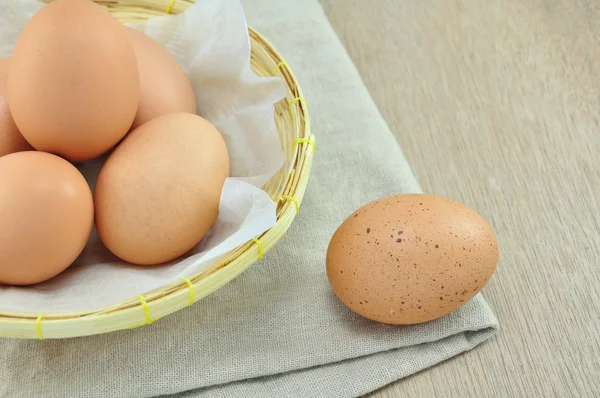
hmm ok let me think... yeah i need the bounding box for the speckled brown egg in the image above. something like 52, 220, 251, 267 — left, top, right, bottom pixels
326, 194, 498, 324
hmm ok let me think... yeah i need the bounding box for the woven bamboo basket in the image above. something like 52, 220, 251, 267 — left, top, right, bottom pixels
0, 0, 313, 339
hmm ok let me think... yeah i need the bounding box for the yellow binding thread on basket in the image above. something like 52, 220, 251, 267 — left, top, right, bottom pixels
166, 0, 176, 14
273, 61, 288, 76
182, 277, 195, 306
138, 295, 153, 325
279, 195, 299, 214
293, 138, 316, 154
36, 313, 44, 340
252, 238, 264, 260
288, 96, 307, 123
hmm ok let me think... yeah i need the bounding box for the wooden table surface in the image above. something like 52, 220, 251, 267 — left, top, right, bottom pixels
320, 0, 600, 396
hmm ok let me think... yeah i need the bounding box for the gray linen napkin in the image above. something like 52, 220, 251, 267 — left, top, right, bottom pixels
0, 0, 498, 397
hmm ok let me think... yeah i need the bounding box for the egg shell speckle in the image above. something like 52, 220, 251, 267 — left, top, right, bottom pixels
326, 194, 499, 324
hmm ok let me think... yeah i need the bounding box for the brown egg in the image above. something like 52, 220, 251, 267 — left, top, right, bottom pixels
326, 194, 498, 324
7, 0, 139, 162
94, 112, 230, 265
124, 27, 197, 130
0, 58, 33, 157
0, 152, 94, 285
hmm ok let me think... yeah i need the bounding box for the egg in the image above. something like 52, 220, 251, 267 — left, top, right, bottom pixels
124, 27, 197, 130
0, 58, 33, 157
94, 112, 230, 265
326, 194, 498, 324
7, 0, 139, 162
0, 152, 93, 285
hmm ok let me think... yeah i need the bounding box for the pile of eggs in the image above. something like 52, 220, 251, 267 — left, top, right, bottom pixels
0, 0, 229, 286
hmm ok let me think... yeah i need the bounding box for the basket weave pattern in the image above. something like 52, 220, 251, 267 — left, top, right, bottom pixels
0, 0, 313, 339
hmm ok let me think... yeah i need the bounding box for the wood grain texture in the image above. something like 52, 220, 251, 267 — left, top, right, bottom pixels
319, 0, 600, 396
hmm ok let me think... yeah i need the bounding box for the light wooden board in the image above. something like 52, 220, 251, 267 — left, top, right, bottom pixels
320, 0, 600, 396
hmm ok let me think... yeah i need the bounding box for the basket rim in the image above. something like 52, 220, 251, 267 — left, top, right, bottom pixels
0, 18, 314, 338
